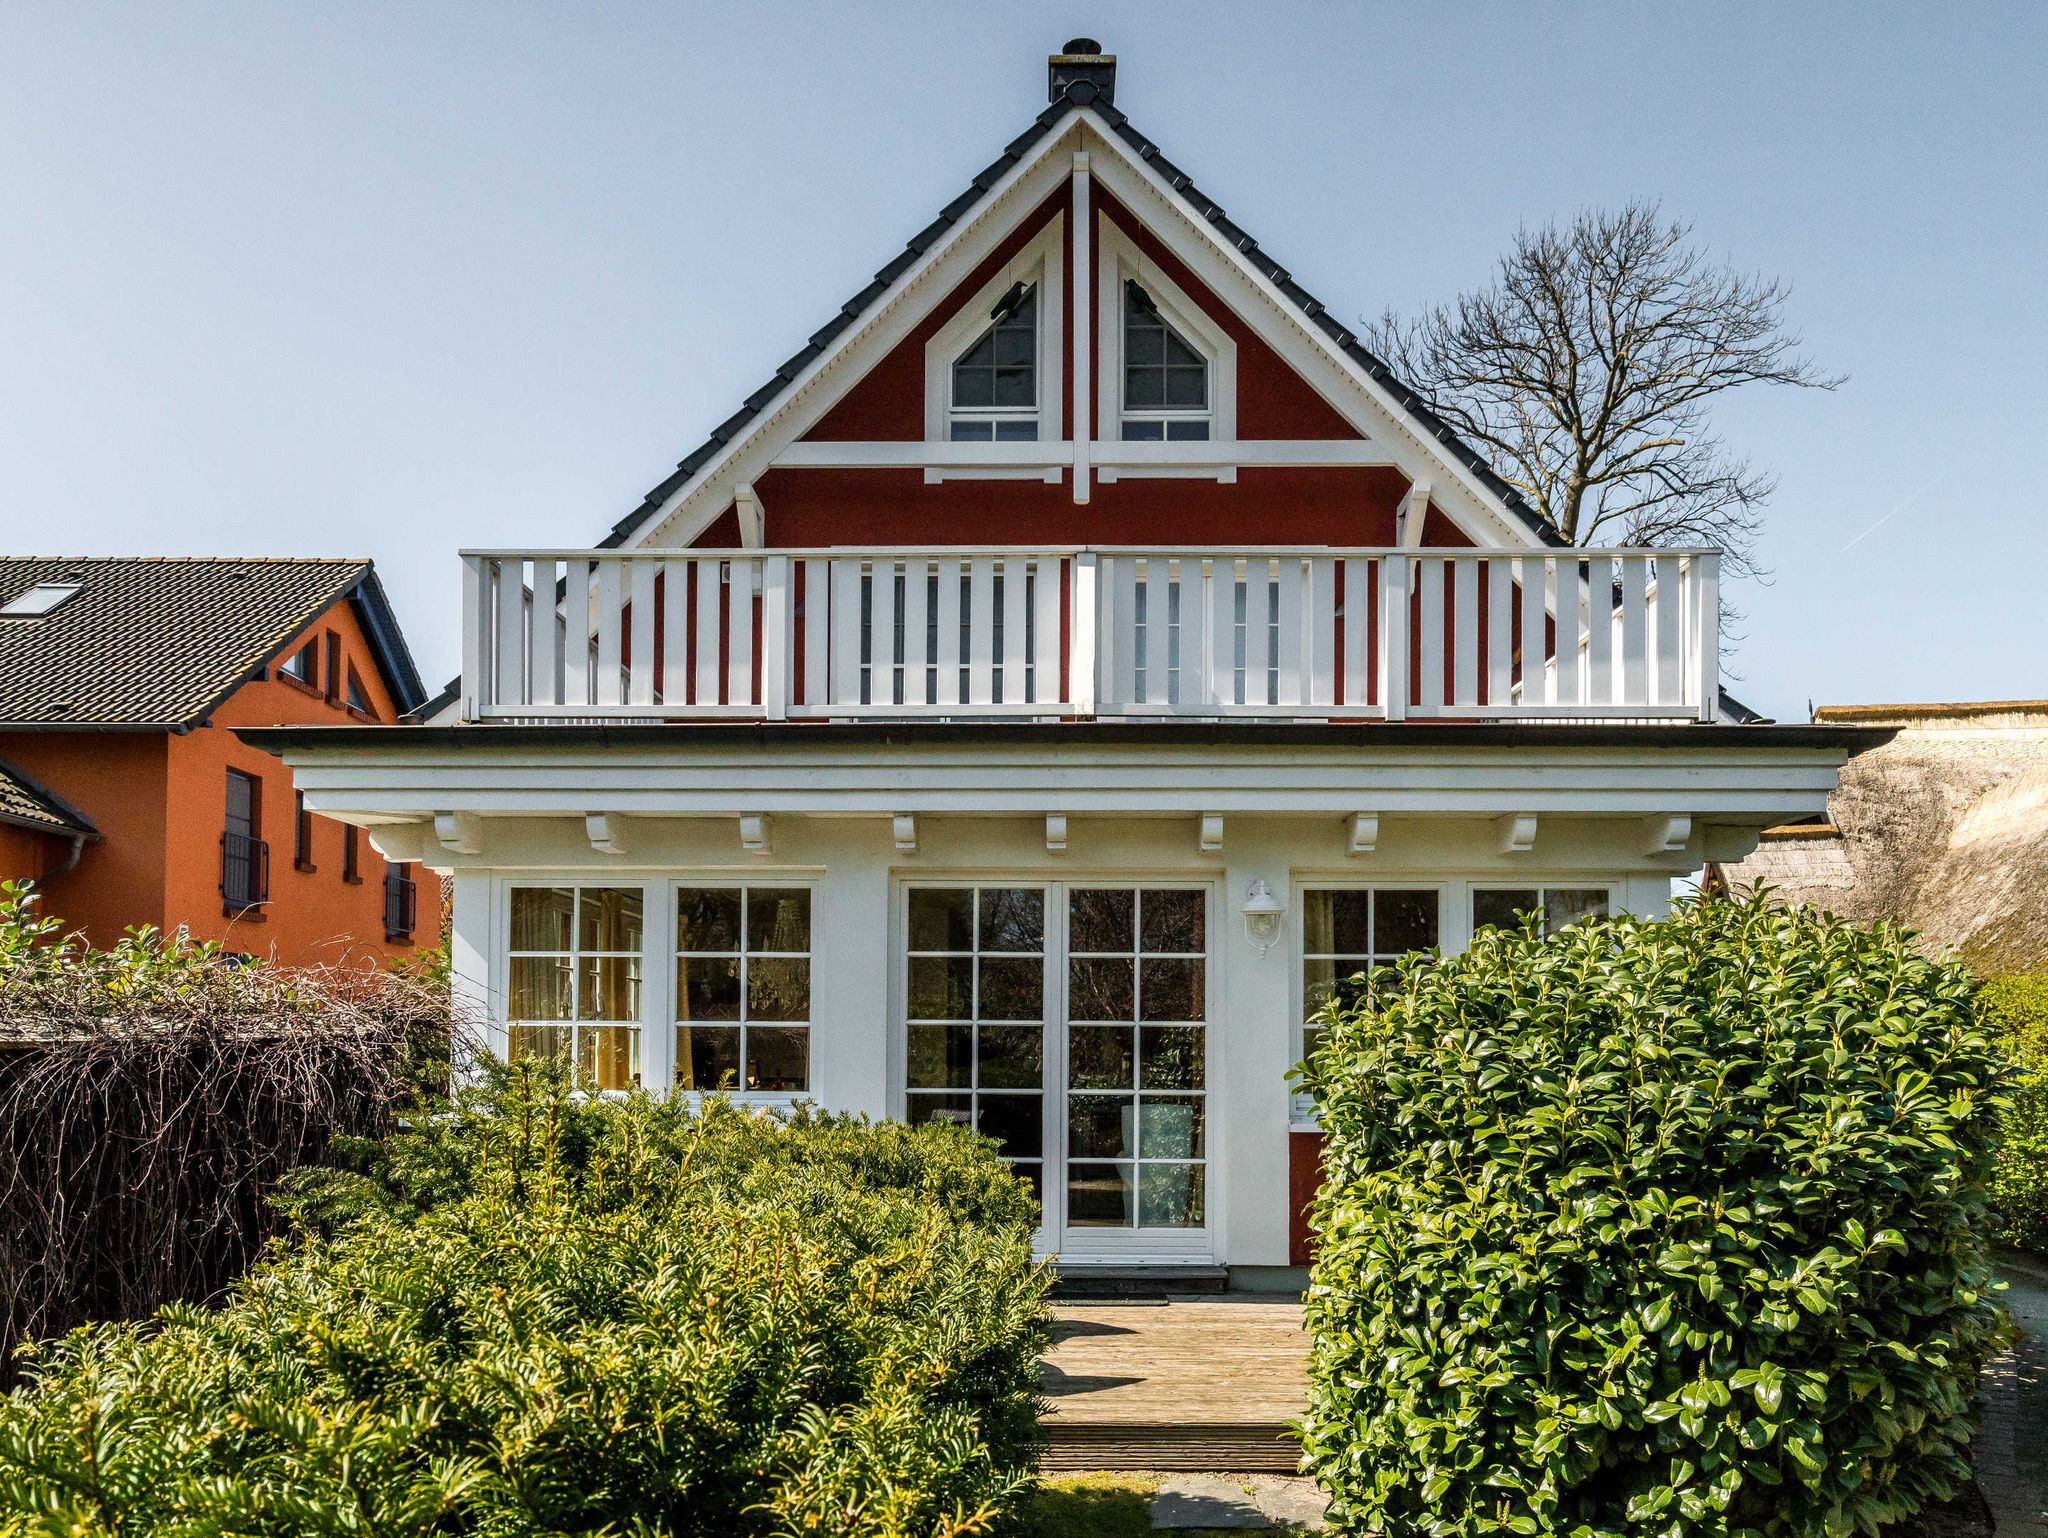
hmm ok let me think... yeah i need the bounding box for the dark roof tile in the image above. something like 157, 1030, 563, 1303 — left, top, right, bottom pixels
0, 558, 425, 726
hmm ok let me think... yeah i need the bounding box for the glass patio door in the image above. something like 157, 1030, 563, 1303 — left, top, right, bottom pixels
902, 881, 1212, 1258
1060, 885, 1211, 1256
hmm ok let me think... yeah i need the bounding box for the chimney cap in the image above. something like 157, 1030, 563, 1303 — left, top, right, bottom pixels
1048, 38, 1116, 105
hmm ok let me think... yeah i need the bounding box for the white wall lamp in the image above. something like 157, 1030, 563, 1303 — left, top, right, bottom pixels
1241, 879, 1285, 957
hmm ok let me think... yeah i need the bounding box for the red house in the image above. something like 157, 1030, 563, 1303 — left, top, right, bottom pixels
258, 43, 1878, 1280
0, 557, 436, 965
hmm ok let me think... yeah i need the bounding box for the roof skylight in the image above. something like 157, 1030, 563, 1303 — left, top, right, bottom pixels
0, 581, 82, 618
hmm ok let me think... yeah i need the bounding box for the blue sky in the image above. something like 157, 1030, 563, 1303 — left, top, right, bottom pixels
2, 3, 2042, 720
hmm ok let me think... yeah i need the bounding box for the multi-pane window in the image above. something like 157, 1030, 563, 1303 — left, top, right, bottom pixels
1471, 887, 1611, 937
949, 284, 1038, 441
675, 886, 812, 1094
1120, 280, 1208, 440
1066, 886, 1207, 1230
507, 886, 644, 1091
906, 887, 1047, 1198
220, 769, 266, 912
1299, 888, 1441, 1081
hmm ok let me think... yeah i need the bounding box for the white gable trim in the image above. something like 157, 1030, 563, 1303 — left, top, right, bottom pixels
626, 116, 1086, 548
624, 109, 1541, 551
1076, 112, 1536, 547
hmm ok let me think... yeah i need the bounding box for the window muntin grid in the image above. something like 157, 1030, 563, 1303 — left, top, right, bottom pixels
675, 885, 812, 1094
1299, 887, 1441, 1064
906, 886, 1048, 1201
1119, 280, 1209, 441
507, 886, 645, 1092
1065, 886, 1207, 1230
1471, 886, 1611, 937
949, 286, 1038, 440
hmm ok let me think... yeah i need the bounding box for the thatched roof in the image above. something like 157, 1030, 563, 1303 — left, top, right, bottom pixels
1714, 702, 2048, 975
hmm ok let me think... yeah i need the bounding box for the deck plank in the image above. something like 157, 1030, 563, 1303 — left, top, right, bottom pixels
1039, 1298, 1309, 1469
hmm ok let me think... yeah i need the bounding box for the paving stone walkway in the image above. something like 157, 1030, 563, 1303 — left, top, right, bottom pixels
1150, 1473, 1328, 1530
1981, 1251, 2048, 1537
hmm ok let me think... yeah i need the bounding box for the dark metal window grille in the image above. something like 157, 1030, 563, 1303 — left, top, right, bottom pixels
384, 863, 418, 940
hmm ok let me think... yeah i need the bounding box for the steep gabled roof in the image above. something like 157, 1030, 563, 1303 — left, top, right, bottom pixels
603, 76, 1562, 551
0, 558, 426, 728
0, 757, 96, 838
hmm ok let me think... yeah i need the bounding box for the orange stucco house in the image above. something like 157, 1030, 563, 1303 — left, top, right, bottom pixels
0, 557, 437, 964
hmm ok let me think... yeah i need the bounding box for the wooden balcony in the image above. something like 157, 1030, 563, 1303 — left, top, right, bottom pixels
460, 545, 1720, 724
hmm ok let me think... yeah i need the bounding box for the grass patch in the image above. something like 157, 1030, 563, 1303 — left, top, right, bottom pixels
1006, 1473, 1159, 1537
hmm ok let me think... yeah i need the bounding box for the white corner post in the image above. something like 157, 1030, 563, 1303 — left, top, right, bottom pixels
1070, 149, 1092, 506
448, 871, 495, 1081
1380, 554, 1410, 722
1069, 552, 1099, 715
761, 554, 790, 720
1695, 551, 1720, 722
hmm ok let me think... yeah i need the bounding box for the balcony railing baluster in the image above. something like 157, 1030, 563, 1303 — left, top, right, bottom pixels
460, 545, 1720, 724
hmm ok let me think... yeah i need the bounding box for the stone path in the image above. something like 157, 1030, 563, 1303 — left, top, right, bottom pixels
1150, 1473, 1328, 1530
1981, 1251, 2048, 1537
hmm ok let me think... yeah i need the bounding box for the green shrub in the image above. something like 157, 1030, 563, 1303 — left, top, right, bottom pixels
0, 1061, 1048, 1537
1981, 975, 2048, 1253
1300, 893, 2008, 1538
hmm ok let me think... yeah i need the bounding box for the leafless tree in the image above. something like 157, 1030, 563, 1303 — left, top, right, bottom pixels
1367, 202, 1838, 579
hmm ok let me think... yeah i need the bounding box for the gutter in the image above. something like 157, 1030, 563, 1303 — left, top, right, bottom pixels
236, 720, 1900, 756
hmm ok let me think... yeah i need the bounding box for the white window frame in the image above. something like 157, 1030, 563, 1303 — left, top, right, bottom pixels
1468, 882, 1618, 940
499, 880, 653, 1098
923, 215, 1065, 448
672, 879, 819, 1107
1289, 881, 1448, 1128
889, 873, 1223, 1265
1097, 215, 1236, 448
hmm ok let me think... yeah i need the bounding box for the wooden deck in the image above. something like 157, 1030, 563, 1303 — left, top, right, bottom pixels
1039, 1296, 1309, 1472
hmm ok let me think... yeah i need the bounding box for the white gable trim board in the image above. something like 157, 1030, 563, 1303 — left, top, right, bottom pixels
622, 112, 1541, 551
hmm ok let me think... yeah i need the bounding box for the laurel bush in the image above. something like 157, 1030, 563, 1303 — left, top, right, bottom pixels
1981, 974, 2048, 1253
0, 1061, 1047, 1537
1299, 893, 2008, 1538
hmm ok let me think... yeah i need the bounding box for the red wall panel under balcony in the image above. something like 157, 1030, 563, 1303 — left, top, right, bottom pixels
741, 464, 1411, 549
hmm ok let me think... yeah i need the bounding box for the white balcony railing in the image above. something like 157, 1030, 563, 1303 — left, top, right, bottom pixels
460, 546, 1719, 723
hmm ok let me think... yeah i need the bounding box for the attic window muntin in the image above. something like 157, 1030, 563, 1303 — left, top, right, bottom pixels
948, 281, 1039, 441
0, 580, 82, 619
1119, 279, 1209, 441
924, 215, 1063, 449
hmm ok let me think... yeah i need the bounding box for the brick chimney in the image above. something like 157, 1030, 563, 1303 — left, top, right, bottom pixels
1048, 38, 1116, 105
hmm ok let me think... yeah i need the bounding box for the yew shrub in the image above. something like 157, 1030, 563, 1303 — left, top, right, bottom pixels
1981, 974, 2048, 1253
0, 1062, 1047, 1537
1300, 893, 2008, 1538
